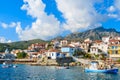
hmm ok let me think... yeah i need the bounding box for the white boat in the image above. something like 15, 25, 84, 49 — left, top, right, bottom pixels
2, 62, 9, 68
13, 65, 18, 68
2, 61, 18, 68
85, 61, 118, 74
56, 66, 69, 69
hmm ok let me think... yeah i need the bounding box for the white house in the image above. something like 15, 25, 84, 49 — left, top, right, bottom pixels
90, 40, 108, 54
53, 40, 60, 49
102, 36, 110, 44
80, 42, 91, 53
90, 46, 99, 54
60, 39, 68, 47
84, 38, 92, 43
47, 49, 60, 59
70, 41, 80, 47
114, 36, 120, 40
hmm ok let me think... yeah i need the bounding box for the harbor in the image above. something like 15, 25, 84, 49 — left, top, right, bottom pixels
0, 64, 120, 80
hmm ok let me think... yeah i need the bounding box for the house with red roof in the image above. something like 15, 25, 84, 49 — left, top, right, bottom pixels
90, 40, 108, 54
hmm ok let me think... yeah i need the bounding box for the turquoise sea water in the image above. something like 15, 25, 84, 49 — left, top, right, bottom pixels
0, 64, 119, 80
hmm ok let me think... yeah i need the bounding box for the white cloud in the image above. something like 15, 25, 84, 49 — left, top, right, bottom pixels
16, 22, 22, 35
55, 0, 106, 32
108, 14, 118, 18
16, 0, 120, 40
21, 0, 45, 18
107, 6, 116, 12
0, 37, 6, 43
17, 0, 61, 40
0, 37, 12, 43
0, 22, 17, 29
107, 0, 120, 19
115, 0, 120, 10
1, 23, 8, 28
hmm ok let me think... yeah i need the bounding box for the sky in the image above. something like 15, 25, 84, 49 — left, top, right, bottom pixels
0, 0, 120, 43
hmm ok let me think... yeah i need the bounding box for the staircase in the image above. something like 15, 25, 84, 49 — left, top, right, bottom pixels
71, 56, 90, 65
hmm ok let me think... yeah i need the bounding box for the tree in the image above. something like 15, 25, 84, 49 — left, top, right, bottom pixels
73, 49, 86, 57
17, 52, 28, 59
84, 53, 92, 59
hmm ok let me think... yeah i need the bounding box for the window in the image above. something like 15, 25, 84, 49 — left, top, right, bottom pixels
112, 51, 114, 54
115, 46, 118, 49
71, 48, 73, 51
102, 47, 103, 49
116, 51, 118, 54
52, 53, 54, 56
112, 46, 114, 49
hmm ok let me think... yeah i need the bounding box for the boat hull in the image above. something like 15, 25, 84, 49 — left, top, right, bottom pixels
85, 68, 118, 73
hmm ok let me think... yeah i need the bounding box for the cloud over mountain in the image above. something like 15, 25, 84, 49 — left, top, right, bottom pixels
56, 0, 107, 32
16, 0, 61, 40
15, 0, 120, 41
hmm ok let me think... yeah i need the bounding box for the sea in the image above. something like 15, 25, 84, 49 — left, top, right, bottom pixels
0, 64, 119, 80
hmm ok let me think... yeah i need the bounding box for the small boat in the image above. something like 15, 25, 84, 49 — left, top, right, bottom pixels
85, 61, 118, 74
2, 65, 9, 68
56, 66, 69, 69
13, 65, 18, 68
2, 62, 9, 68
2, 61, 17, 68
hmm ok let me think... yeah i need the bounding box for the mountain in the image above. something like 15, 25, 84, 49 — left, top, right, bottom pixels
64, 27, 120, 41
0, 39, 46, 52
0, 27, 119, 52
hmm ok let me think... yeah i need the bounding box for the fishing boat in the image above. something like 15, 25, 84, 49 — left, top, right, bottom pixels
85, 61, 118, 73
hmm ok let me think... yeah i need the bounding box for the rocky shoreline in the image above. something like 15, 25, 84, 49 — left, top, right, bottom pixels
1, 59, 120, 68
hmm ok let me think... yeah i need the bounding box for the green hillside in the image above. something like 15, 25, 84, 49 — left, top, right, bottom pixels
0, 39, 46, 52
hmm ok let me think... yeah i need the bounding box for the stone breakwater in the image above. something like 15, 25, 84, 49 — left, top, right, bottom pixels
0, 59, 36, 64
30, 62, 78, 66
1, 58, 120, 68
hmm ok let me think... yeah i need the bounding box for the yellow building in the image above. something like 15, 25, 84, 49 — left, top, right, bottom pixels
108, 44, 120, 60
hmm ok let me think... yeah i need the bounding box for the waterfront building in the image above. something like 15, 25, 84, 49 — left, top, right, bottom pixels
61, 46, 75, 56
47, 49, 61, 59
38, 49, 48, 58
84, 38, 92, 43
29, 52, 39, 59
11, 49, 23, 57
69, 41, 80, 47
79, 41, 91, 53
27, 50, 44, 59
114, 36, 120, 40
90, 46, 99, 54
108, 39, 120, 60
28, 43, 46, 51
52, 40, 60, 49
102, 36, 110, 44
90, 40, 108, 54
60, 39, 68, 47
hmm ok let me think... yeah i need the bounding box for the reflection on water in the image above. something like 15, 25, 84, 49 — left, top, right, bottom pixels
0, 64, 119, 80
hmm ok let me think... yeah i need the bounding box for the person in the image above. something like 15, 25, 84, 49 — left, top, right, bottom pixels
108, 65, 111, 69
111, 64, 114, 69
